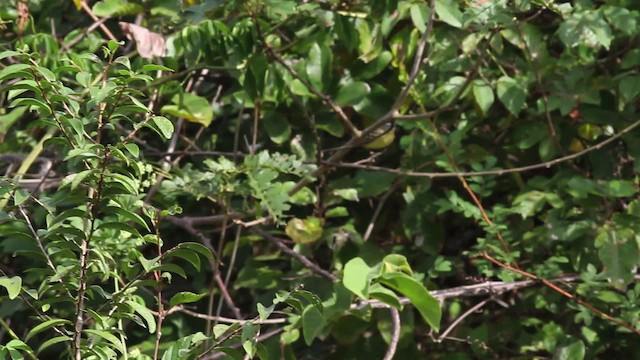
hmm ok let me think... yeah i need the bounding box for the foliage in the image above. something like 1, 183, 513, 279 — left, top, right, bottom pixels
1, 0, 640, 359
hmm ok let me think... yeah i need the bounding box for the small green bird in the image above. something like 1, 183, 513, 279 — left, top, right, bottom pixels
362, 120, 395, 150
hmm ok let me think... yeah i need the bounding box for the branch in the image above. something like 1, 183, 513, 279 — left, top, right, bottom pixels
481, 252, 640, 336
436, 298, 490, 342
252, 227, 338, 281
382, 308, 401, 360
201, 327, 285, 360
169, 306, 286, 325
322, 117, 640, 178
79, 1, 117, 42
355, 274, 640, 309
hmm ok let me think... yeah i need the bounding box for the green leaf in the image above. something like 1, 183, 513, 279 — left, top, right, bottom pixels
0, 50, 24, 60
166, 248, 201, 271
355, 19, 383, 63
302, 305, 325, 345
241, 322, 260, 358
139, 255, 160, 273
126, 301, 157, 334
557, 10, 613, 50
0, 276, 21, 299
37, 336, 71, 354
602, 180, 636, 197
75, 72, 91, 87
619, 75, 640, 103
213, 324, 231, 339
124, 143, 139, 158
84, 329, 125, 353
369, 283, 402, 309
382, 254, 413, 275
553, 340, 586, 360
98, 221, 143, 238
160, 93, 214, 127
316, 113, 345, 137
169, 292, 207, 308
10, 98, 51, 116
0, 64, 32, 81
334, 81, 370, 107
410, 3, 431, 33
435, 0, 463, 28
377, 272, 441, 331
161, 334, 198, 360
596, 227, 639, 287
262, 113, 291, 144
103, 205, 149, 230
177, 242, 214, 260
26, 319, 72, 342
0, 107, 27, 134
496, 76, 526, 116
352, 51, 392, 80
343, 257, 372, 299
294, 289, 324, 314
355, 171, 395, 197
257, 303, 275, 321
6, 339, 32, 354
93, 0, 143, 16
141, 64, 174, 73
148, 116, 174, 140
306, 43, 331, 92
603, 6, 636, 36
155, 263, 188, 279
472, 80, 494, 115
13, 188, 29, 206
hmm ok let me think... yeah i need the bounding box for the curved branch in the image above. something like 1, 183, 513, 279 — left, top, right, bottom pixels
252, 227, 338, 281
382, 308, 401, 360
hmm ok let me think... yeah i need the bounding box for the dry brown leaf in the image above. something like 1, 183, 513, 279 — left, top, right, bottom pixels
17, 1, 30, 37
119, 22, 166, 59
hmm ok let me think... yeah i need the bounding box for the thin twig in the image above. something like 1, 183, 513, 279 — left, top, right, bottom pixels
153, 215, 164, 360
62, 17, 109, 50
436, 298, 490, 342
216, 225, 242, 324
382, 308, 401, 360
214, 271, 243, 319
252, 228, 338, 281
170, 307, 286, 324
202, 327, 285, 360
79, 1, 117, 41
363, 182, 397, 242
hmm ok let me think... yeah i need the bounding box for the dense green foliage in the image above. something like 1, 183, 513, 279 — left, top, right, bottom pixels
1, 0, 640, 359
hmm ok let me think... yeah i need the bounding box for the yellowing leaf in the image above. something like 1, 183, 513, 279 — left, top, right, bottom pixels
285, 217, 323, 244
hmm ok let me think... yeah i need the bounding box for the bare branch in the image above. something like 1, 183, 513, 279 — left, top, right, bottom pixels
252, 227, 338, 281
322, 117, 640, 178
169, 306, 286, 325
382, 308, 401, 360
436, 298, 490, 342
481, 252, 640, 336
